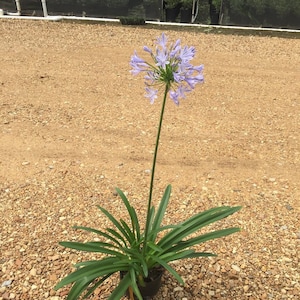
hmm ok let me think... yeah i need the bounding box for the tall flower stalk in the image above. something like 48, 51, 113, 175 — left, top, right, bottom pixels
143, 84, 169, 256
130, 33, 204, 256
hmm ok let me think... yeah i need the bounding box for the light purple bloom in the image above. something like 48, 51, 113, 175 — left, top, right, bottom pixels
185, 73, 204, 89
170, 39, 181, 58
130, 33, 204, 105
170, 90, 179, 105
145, 87, 158, 104
180, 46, 196, 62
155, 49, 170, 68
173, 72, 184, 83
130, 51, 149, 75
143, 46, 152, 54
194, 65, 204, 72
177, 85, 191, 98
157, 32, 168, 50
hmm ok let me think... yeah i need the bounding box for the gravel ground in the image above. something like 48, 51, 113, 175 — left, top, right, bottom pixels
0, 20, 299, 300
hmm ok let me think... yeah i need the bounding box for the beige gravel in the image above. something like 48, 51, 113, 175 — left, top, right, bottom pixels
0, 20, 299, 300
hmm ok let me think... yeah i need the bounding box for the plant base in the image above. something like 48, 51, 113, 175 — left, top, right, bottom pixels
121, 267, 164, 300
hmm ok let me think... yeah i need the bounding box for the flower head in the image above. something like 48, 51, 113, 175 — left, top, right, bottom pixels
130, 33, 204, 105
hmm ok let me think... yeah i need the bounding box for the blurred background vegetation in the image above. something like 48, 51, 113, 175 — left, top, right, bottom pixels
1, 0, 299, 29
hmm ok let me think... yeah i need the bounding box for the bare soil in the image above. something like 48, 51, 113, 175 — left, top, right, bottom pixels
0, 20, 299, 300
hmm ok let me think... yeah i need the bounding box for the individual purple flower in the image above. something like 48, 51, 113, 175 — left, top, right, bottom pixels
170, 39, 181, 58
169, 90, 179, 105
179, 46, 196, 62
143, 46, 152, 54
145, 87, 158, 104
130, 33, 204, 105
130, 51, 148, 75
155, 49, 170, 68
157, 32, 168, 50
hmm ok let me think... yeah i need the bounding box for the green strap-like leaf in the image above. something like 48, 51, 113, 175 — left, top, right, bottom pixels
73, 225, 125, 249
73, 259, 105, 268
158, 249, 195, 262
169, 227, 241, 253
147, 224, 177, 243
120, 219, 136, 244
108, 272, 132, 300
121, 248, 148, 277
146, 241, 163, 253
129, 268, 143, 300
54, 258, 127, 290
144, 206, 155, 243
106, 228, 128, 248
66, 273, 113, 300
151, 185, 171, 240
158, 206, 241, 248
116, 187, 141, 241
151, 255, 184, 285
178, 252, 217, 259
83, 273, 112, 299
66, 277, 91, 300
59, 241, 124, 257
97, 205, 133, 244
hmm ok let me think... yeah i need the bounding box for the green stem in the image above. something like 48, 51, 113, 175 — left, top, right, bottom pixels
143, 84, 169, 257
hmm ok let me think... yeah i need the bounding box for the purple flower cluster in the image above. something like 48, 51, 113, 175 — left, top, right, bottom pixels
130, 33, 204, 105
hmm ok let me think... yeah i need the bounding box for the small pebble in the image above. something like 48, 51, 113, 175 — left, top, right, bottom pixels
29, 268, 37, 276
243, 285, 249, 292
231, 264, 241, 272
1, 280, 12, 287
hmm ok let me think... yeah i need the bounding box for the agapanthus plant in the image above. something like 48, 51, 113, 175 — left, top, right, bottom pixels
55, 33, 241, 300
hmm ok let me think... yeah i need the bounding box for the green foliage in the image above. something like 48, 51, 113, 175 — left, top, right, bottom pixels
120, 17, 146, 25
181, 0, 193, 9
164, 0, 182, 9
212, 0, 222, 10
195, 0, 211, 24
104, 0, 129, 8
55, 185, 241, 299
226, 0, 300, 28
